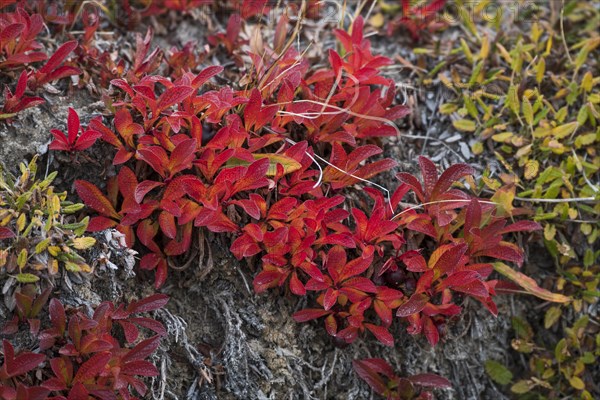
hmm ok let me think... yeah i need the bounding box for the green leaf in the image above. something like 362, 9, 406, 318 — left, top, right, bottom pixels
485, 360, 513, 385
555, 338, 569, 363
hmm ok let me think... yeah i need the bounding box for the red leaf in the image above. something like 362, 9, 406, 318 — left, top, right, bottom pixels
408, 373, 452, 388
74, 180, 119, 219
499, 220, 542, 234
73, 129, 101, 151
418, 156, 439, 198
432, 163, 474, 198
73, 352, 110, 383
0, 227, 15, 239
352, 359, 389, 395
134, 180, 164, 203
49, 357, 73, 387
1, 340, 45, 378
38, 40, 78, 74
292, 308, 331, 322
123, 336, 162, 362
157, 86, 194, 112
49, 299, 66, 334
127, 294, 169, 314
137, 146, 169, 178
128, 317, 167, 337
365, 324, 394, 347
87, 216, 117, 231
121, 360, 159, 376
396, 293, 429, 317
192, 65, 224, 88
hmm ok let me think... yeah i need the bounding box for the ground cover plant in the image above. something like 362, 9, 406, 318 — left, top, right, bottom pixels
1, 0, 598, 399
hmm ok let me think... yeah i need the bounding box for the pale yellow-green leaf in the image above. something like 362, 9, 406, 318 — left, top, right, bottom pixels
62, 203, 85, 214
471, 142, 484, 155
73, 216, 89, 236
568, 208, 578, 220
544, 306, 562, 329
552, 122, 578, 139
555, 106, 568, 123
452, 119, 477, 132
64, 261, 82, 272
15, 273, 40, 283
522, 97, 533, 125
494, 262, 571, 303
439, 103, 458, 115
577, 106, 588, 126
575, 133, 597, 149
492, 132, 512, 143
72, 237, 96, 250
17, 248, 28, 269
507, 85, 520, 115
544, 224, 556, 241
511, 380, 534, 394
35, 238, 51, 254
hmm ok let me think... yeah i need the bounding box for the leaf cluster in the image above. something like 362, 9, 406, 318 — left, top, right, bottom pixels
0, 292, 168, 400
0, 156, 94, 290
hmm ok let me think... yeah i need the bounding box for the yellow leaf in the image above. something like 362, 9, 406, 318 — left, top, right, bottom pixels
494, 262, 571, 303
569, 376, 585, 390
536, 58, 545, 84
16, 213, 26, 233
581, 72, 593, 92
72, 237, 96, 250
49, 258, 59, 275
544, 306, 562, 329
48, 246, 61, 257
17, 249, 28, 269
524, 160, 539, 180
452, 119, 477, 132
490, 186, 515, 217
368, 13, 385, 28
479, 35, 490, 60
0, 250, 7, 268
